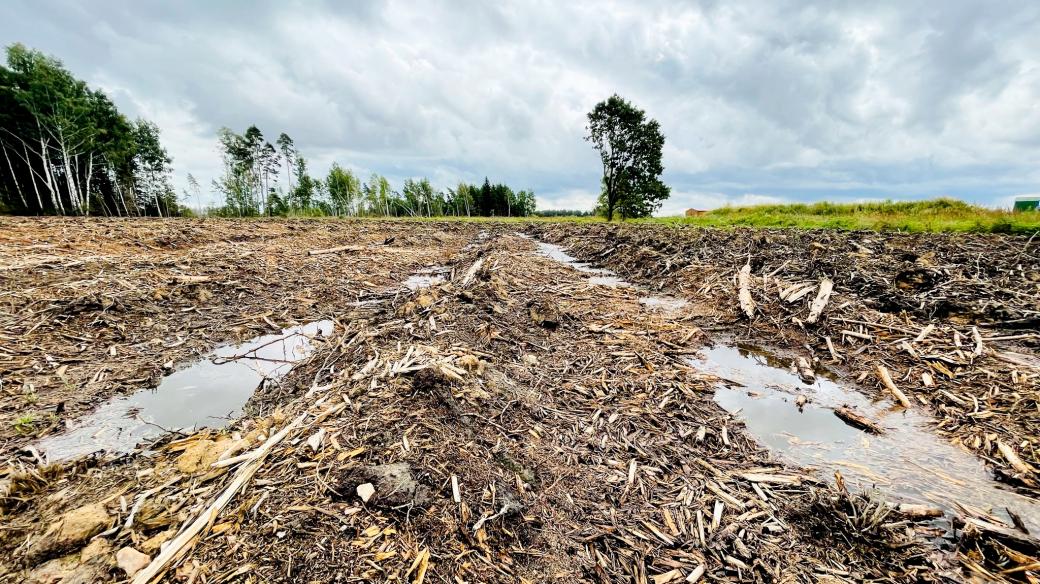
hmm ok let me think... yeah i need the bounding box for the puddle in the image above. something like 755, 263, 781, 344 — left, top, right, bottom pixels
695, 344, 1040, 533
532, 238, 689, 312
404, 266, 449, 290
588, 275, 630, 287
639, 295, 688, 312
534, 241, 612, 275
36, 320, 333, 462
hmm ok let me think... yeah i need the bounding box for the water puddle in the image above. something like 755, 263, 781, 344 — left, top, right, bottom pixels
533, 239, 689, 312
695, 344, 1040, 533
533, 240, 688, 309
588, 275, 630, 287
534, 241, 612, 275
639, 295, 688, 312
404, 266, 449, 290
36, 320, 333, 462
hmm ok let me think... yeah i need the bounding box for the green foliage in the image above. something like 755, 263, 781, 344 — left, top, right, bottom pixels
534, 209, 596, 217
438, 178, 536, 217
326, 163, 361, 216
0, 43, 176, 216
12, 412, 36, 434
586, 94, 669, 221
213, 125, 283, 216
657, 198, 1040, 234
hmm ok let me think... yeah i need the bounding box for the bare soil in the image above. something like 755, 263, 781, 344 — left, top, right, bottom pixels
0, 217, 473, 455
532, 224, 1040, 492
0, 219, 1036, 583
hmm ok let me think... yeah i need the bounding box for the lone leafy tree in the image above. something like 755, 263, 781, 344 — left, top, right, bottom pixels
585, 95, 669, 221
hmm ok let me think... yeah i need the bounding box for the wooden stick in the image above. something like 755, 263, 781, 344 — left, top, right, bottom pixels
875, 365, 911, 408
131, 413, 306, 584
997, 441, 1036, 475
805, 278, 833, 324
737, 264, 755, 319
308, 244, 362, 256
460, 258, 484, 287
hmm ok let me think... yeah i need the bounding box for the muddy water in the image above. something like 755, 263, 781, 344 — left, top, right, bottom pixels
404, 266, 449, 290
533, 240, 686, 311
696, 344, 1040, 533
534, 241, 613, 276
36, 320, 333, 462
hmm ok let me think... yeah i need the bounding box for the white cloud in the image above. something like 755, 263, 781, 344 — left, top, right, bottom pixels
3, 0, 1039, 211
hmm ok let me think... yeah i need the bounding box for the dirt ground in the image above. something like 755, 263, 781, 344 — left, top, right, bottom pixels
531, 224, 1040, 493
0, 218, 473, 456
0, 219, 1037, 583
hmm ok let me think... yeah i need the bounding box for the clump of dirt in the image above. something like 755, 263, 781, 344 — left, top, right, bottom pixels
337, 462, 432, 510
787, 488, 942, 580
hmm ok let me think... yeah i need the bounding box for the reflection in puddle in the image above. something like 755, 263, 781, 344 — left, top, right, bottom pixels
640, 295, 688, 312
695, 344, 1040, 533
588, 275, 630, 287
535, 242, 612, 275
37, 320, 334, 462
404, 266, 448, 290
535, 240, 685, 311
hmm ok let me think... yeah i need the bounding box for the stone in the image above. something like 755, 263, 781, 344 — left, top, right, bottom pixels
116, 546, 150, 577
28, 553, 107, 584
356, 482, 375, 503
78, 537, 111, 563
175, 439, 232, 474
31, 503, 109, 559
140, 528, 176, 554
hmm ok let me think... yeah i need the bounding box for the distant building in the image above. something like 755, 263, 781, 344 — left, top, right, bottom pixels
685, 208, 707, 217
1013, 195, 1039, 212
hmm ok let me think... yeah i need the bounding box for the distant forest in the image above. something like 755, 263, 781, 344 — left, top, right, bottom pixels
212, 125, 535, 218
0, 44, 538, 218
0, 44, 176, 216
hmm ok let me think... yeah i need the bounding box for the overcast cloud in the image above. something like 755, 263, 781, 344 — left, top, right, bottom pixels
4, 0, 1039, 212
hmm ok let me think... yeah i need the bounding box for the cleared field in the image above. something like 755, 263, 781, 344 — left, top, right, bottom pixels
0, 218, 1037, 582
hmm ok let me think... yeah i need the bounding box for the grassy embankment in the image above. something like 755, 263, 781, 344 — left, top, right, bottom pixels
656, 198, 1040, 234
124, 198, 1040, 234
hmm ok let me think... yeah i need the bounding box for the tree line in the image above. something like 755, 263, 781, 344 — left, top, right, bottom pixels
212, 125, 536, 218
1, 44, 671, 220
0, 44, 176, 216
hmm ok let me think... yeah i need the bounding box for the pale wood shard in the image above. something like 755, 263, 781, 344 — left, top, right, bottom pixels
306, 428, 326, 452
308, 244, 364, 256
895, 503, 943, 519
997, 441, 1036, 475
131, 413, 306, 584
875, 365, 911, 408
914, 324, 935, 343
805, 277, 834, 324
971, 326, 985, 357
686, 564, 705, 583
737, 263, 755, 319
460, 258, 484, 287
740, 473, 802, 485
171, 274, 211, 284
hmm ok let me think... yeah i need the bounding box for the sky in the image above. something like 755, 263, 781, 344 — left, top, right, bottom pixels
3, 0, 1039, 213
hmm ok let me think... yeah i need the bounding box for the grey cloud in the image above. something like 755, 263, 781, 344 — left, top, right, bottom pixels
2, 0, 1038, 211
